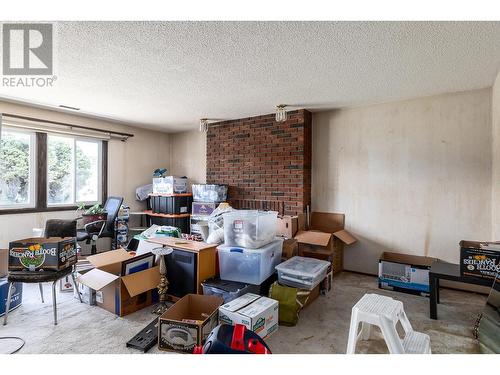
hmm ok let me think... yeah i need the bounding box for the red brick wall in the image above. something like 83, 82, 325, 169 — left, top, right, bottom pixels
206, 109, 312, 215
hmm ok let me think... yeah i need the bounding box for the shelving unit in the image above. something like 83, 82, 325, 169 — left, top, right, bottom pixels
143, 210, 190, 233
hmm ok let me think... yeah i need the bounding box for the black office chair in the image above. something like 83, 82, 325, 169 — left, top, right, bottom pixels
45, 219, 77, 238
77, 196, 123, 255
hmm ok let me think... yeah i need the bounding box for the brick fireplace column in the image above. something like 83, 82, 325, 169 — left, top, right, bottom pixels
206, 109, 312, 215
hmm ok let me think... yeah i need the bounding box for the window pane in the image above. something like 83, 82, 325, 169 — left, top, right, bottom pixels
47, 135, 74, 204
76, 140, 99, 202
0, 131, 32, 206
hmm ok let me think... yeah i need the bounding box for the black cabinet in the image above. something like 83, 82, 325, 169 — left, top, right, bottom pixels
166, 249, 197, 298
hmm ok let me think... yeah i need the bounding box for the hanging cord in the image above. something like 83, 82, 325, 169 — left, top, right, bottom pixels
0, 336, 25, 354
473, 313, 482, 340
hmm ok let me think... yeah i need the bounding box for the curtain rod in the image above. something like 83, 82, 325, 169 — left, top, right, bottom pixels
1, 112, 134, 139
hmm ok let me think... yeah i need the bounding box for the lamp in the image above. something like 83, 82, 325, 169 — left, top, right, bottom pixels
276, 104, 287, 122
199, 118, 209, 132
151, 246, 174, 315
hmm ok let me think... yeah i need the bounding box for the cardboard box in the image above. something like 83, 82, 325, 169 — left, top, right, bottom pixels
8, 237, 77, 272
460, 241, 500, 280
158, 294, 223, 353
0, 278, 23, 317
153, 176, 188, 195
276, 215, 298, 239
73, 269, 96, 305
218, 293, 279, 339
295, 212, 357, 273
0, 249, 8, 277
282, 239, 298, 260
77, 248, 160, 316
378, 252, 436, 297
0, 248, 23, 316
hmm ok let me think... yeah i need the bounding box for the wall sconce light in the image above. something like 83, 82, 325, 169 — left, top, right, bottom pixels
275, 104, 287, 123
199, 118, 209, 132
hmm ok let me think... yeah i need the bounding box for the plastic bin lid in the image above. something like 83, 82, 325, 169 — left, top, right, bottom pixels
275, 256, 330, 277
201, 278, 248, 293
217, 238, 284, 253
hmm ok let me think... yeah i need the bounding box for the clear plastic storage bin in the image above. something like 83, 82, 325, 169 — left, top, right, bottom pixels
217, 239, 283, 285
201, 278, 254, 303
223, 210, 278, 248
275, 256, 330, 290
192, 184, 227, 202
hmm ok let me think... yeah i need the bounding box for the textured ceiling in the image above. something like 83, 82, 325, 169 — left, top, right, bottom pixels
2, 21, 500, 132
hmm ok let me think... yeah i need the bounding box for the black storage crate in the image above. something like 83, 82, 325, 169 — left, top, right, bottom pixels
150, 194, 192, 215
146, 213, 190, 234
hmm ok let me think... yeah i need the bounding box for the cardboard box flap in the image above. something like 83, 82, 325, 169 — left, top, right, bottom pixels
381, 252, 436, 267
219, 293, 260, 312
333, 229, 358, 245
77, 268, 120, 291
121, 266, 160, 297
310, 212, 345, 233
294, 230, 332, 247
161, 294, 223, 322
86, 248, 132, 269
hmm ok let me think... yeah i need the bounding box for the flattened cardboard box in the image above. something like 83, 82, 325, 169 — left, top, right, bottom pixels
158, 294, 223, 353
77, 248, 160, 316
8, 237, 77, 271
295, 212, 357, 273
218, 293, 279, 339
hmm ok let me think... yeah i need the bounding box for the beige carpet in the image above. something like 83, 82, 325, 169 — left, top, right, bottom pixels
0, 272, 486, 354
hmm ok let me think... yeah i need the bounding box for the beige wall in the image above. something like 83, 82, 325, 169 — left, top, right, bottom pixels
492, 72, 500, 240
169, 129, 207, 185
0, 101, 170, 248
313, 89, 493, 274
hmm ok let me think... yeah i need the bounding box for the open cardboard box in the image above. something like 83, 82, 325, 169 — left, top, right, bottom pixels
77, 248, 159, 316
159, 294, 223, 353
295, 212, 357, 273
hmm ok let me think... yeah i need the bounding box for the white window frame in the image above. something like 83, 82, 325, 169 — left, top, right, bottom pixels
0, 127, 37, 210
46, 133, 102, 207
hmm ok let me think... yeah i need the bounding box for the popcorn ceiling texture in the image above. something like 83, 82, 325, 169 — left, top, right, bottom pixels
2, 22, 500, 131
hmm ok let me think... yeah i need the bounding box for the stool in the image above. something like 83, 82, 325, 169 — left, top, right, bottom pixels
3, 267, 82, 326
346, 293, 431, 354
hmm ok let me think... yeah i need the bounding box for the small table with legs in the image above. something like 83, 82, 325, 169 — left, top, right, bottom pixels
429, 261, 493, 320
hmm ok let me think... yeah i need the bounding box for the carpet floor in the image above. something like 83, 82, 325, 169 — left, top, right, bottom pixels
0, 272, 486, 354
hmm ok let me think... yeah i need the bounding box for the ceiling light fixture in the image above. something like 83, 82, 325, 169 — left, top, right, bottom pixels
276, 104, 287, 122
199, 118, 209, 132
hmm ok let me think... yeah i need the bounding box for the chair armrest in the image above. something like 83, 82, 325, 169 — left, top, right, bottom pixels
84, 220, 107, 237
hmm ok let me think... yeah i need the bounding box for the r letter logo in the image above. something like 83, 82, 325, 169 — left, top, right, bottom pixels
2, 23, 53, 75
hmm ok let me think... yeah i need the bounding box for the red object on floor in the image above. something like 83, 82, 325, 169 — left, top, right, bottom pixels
193, 324, 271, 354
